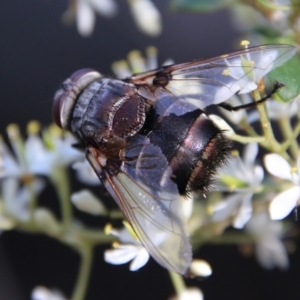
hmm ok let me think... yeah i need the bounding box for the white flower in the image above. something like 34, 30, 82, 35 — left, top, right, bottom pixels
0, 123, 82, 180
128, 0, 162, 36
72, 160, 100, 185
104, 222, 150, 271
189, 259, 212, 277
1, 177, 44, 221
264, 153, 300, 220
245, 212, 289, 270
74, 0, 118, 37
266, 96, 299, 120
214, 46, 295, 104
0, 123, 82, 221
212, 143, 263, 228
112, 46, 158, 79
63, 0, 162, 37
42, 126, 84, 169
71, 189, 107, 215
31, 286, 66, 300
0, 125, 47, 178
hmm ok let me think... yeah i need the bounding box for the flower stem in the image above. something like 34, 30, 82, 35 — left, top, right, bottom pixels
169, 272, 186, 295
27, 181, 38, 225
279, 117, 299, 161
71, 244, 93, 300
232, 133, 265, 144
191, 232, 257, 248
50, 166, 72, 234
252, 89, 288, 158
282, 119, 300, 151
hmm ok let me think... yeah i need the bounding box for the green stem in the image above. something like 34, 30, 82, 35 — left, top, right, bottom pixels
108, 210, 125, 219
71, 244, 94, 300
191, 226, 257, 249
231, 134, 265, 144
50, 166, 72, 234
252, 89, 289, 158
282, 120, 300, 151
169, 272, 186, 295
27, 181, 38, 225
278, 117, 299, 161
77, 228, 115, 245
253, 90, 277, 145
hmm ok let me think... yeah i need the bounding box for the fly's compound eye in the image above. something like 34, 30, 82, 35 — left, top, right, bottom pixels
53, 69, 102, 129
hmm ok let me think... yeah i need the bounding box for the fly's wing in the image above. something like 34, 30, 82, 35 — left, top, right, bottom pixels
86, 136, 192, 274
129, 44, 296, 110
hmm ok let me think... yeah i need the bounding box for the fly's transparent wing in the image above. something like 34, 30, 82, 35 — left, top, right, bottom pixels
130, 44, 296, 109
86, 136, 192, 274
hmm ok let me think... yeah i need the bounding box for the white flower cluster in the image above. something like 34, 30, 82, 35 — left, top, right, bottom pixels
62, 0, 162, 37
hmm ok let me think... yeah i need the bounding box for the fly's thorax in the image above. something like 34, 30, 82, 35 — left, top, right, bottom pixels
70, 78, 147, 146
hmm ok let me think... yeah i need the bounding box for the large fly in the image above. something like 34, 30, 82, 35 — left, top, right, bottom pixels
53, 44, 295, 274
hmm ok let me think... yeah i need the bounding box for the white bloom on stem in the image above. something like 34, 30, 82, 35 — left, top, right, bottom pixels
264, 153, 300, 220
214, 44, 295, 104
128, 0, 162, 36
0, 123, 82, 221
189, 259, 212, 277
75, 0, 118, 37
212, 143, 263, 228
104, 222, 150, 271
0, 123, 82, 180
266, 96, 299, 120
112, 46, 158, 79
31, 286, 66, 300
72, 160, 100, 186
71, 189, 107, 215
64, 0, 162, 37
1, 177, 44, 221
245, 211, 289, 270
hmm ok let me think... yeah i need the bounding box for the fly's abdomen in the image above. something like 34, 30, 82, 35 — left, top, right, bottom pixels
148, 109, 230, 195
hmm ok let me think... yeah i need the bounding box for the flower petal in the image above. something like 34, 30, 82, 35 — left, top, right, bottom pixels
255, 236, 289, 270
190, 259, 212, 277
89, 0, 118, 17
129, 0, 162, 36
264, 154, 293, 180
71, 189, 107, 215
104, 245, 139, 265
31, 286, 66, 300
269, 186, 300, 220
243, 143, 258, 167
129, 247, 150, 271
211, 193, 242, 222
25, 135, 51, 175
72, 160, 101, 185
233, 194, 252, 228
76, 0, 96, 37
0, 139, 21, 178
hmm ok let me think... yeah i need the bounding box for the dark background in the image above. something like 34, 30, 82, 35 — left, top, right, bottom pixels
0, 1, 299, 299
